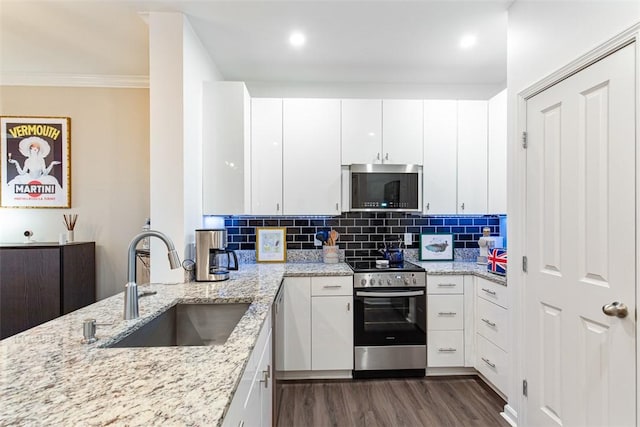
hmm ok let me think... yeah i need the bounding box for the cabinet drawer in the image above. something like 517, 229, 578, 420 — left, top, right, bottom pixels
427, 295, 464, 330
427, 275, 464, 294
476, 278, 508, 308
311, 276, 353, 296
476, 297, 508, 351
476, 334, 508, 395
428, 330, 464, 367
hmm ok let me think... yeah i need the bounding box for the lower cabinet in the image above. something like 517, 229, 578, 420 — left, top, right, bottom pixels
282, 276, 353, 376
223, 310, 272, 427
474, 277, 509, 397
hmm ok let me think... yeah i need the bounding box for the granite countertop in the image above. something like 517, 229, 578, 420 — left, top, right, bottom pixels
0, 262, 352, 426
416, 261, 507, 286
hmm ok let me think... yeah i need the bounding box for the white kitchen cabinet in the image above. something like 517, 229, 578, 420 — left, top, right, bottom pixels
311, 295, 353, 370
457, 100, 488, 214
423, 100, 457, 214
203, 81, 251, 215
283, 99, 341, 215
282, 276, 353, 376
488, 89, 507, 214
341, 99, 382, 164
251, 98, 283, 215
223, 309, 272, 427
474, 277, 509, 397
283, 277, 311, 371
427, 274, 465, 368
382, 99, 424, 164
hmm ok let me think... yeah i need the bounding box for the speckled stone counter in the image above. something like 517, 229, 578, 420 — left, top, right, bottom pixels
0, 262, 352, 427
417, 261, 507, 286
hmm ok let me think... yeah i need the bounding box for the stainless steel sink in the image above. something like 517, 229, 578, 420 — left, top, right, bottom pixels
107, 303, 250, 348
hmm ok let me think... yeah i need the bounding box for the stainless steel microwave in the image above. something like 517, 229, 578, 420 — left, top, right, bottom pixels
349, 164, 422, 212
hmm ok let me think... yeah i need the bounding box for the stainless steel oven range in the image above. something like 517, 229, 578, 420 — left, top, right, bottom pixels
348, 259, 427, 379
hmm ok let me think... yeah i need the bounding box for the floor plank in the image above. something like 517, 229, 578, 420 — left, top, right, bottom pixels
277, 376, 510, 427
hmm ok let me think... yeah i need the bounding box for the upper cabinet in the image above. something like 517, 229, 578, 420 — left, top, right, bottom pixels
457, 100, 488, 214
251, 98, 283, 215
488, 89, 507, 214
382, 100, 424, 164
341, 99, 423, 165
283, 99, 342, 215
203, 82, 251, 215
341, 99, 382, 164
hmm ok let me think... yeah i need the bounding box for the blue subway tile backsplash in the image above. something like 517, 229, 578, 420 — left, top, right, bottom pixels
220, 213, 502, 260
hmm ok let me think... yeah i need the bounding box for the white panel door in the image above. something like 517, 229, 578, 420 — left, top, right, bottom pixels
423, 100, 457, 214
283, 277, 311, 371
382, 99, 423, 164
341, 99, 382, 164
251, 98, 283, 215
457, 100, 488, 214
525, 44, 636, 427
311, 296, 353, 370
488, 89, 507, 214
283, 99, 341, 215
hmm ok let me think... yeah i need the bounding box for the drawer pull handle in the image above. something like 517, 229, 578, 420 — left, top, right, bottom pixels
438, 283, 457, 287
482, 318, 496, 327
323, 285, 342, 289
438, 348, 457, 352
438, 312, 457, 316
481, 288, 497, 295
482, 357, 496, 368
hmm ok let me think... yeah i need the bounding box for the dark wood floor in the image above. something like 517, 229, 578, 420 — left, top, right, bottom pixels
277, 376, 510, 427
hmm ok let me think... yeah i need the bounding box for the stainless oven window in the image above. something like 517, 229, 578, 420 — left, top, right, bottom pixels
354, 288, 426, 346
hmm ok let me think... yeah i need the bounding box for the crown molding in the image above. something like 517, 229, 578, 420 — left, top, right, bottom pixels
0, 73, 149, 88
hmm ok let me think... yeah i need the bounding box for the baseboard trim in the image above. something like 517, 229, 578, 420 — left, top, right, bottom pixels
501, 404, 518, 426
0, 73, 149, 88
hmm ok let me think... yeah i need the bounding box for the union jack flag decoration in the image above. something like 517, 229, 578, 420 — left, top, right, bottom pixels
487, 249, 507, 275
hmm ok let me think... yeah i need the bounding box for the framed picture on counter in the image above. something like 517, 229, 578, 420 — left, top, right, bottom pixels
0, 116, 71, 208
256, 227, 286, 263
420, 233, 454, 261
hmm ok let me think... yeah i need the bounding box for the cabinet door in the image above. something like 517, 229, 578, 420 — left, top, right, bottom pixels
252, 98, 283, 215
203, 82, 251, 214
283, 99, 341, 215
488, 89, 507, 214
259, 328, 273, 427
283, 277, 311, 371
382, 100, 423, 164
423, 100, 457, 214
0, 248, 61, 339
311, 295, 353, 370
62, 242, 96, 314
341, 99, 382, 164
457, 100, 488, 214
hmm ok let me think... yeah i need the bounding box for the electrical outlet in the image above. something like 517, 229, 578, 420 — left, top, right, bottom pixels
314, 237, 322, 247
404, 232, 412, 246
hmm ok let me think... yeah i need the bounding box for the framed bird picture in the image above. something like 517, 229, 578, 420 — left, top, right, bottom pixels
420, 233, 454, 261
256, 227, 286, 262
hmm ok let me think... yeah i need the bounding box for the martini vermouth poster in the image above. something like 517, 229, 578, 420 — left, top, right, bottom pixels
1, 116, 71, 208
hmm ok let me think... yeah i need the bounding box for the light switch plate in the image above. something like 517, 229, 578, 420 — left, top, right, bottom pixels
314, 237, 322, 247
404, 232, 412, 246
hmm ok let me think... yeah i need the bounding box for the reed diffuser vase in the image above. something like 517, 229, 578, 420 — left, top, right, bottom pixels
63, 214, 78, 243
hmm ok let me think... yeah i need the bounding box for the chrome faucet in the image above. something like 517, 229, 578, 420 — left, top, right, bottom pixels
124, 230, 181, 320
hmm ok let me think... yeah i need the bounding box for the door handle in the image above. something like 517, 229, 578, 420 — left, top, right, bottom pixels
602, 301, 628, 318
460, 202, 465, 211
385, 153, 389, 160
377, 152, 381, 161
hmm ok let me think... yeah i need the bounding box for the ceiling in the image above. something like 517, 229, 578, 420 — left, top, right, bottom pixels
0, 0, 509, 87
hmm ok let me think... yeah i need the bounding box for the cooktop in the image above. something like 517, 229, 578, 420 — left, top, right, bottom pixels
346, 259, 426, 273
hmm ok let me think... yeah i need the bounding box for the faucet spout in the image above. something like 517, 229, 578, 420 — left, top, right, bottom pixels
124, 230, 181, 320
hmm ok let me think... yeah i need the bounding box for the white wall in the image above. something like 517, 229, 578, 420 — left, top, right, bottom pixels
0, 86, 149, 300
506, 2, 639, 423
148, 12, 222, 281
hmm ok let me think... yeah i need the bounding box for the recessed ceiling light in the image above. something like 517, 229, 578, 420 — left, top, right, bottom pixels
459, 34, 477, 49
289, 31, 306, 48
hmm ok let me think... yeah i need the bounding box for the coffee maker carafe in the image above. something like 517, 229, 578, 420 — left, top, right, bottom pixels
195, 229, 238, 282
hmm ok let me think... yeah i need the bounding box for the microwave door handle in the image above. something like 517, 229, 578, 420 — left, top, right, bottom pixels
356, 290, 425, 297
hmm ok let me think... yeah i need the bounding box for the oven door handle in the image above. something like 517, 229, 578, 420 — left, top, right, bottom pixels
355, 290, 425, 297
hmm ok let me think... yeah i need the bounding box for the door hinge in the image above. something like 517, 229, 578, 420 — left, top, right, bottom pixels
523, 379, 528, 397
522, 131, 528, 149
522, 255, 528, 273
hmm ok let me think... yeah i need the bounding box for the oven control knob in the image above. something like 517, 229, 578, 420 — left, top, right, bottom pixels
412, 278, 417, 284
361, 278, 367, 286
378, 279, 383, 286
403, 277, 410, 285
386, 279, 391, 286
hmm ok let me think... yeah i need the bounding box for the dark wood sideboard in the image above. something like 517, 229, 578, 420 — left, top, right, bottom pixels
0, 242, 96, 339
